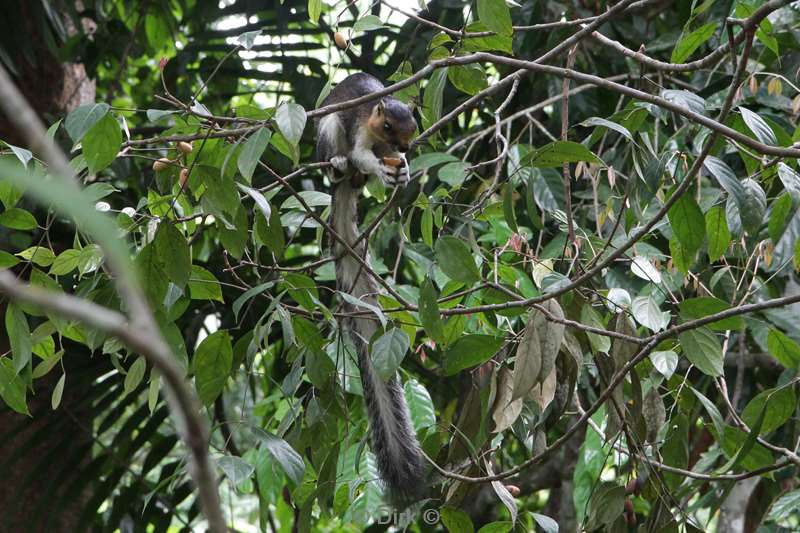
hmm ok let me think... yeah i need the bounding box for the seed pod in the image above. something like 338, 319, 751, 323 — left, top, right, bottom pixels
624, 499, 636, 526
153, 158, 170, 172
179, 168, 189, 188
383, 156, 402, 168
504, 485, 521, 497
177, 141, 193, 154
333, 32, 348, 49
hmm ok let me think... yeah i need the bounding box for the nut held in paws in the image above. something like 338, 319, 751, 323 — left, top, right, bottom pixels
383, 156, 402, 168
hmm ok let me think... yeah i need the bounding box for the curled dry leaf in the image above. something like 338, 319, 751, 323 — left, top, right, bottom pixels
512, 312, 541, 400
642, 386, 666, 444
536, 300, 565, 385
512, 300, 565, 401
530, 366, 556, 411
492, 366, 523, 433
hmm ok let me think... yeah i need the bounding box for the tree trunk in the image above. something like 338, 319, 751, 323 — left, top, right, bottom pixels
0, 3, 96, 531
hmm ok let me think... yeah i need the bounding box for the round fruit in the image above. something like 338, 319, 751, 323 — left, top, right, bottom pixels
333, 32, 348, 50
179, 168, 189, 188
153, 158, 170, 172
177, 141, 193, 154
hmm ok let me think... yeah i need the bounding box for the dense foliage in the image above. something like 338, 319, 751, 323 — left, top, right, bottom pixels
1, 0, 800, 531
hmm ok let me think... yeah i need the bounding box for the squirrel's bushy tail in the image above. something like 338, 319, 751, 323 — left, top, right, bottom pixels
330, 178, 425, 502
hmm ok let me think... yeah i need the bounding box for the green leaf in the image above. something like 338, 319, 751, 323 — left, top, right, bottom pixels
255, 429, 306, 485
124, 356, 147, 396
51, 373, 65, 410
704, 156, 746, 205
283, 272, 318, 311
65, 102, 110, 143
532, 514, 558, 533
705, 206, 730, 261
275, 103, 306, 146
739, 178, 767, 235
371, 328, 410, 380
0, 358, 29, 415
353, 14, 384, 32
587, 482, 625, 528
82, 113, 122, 174
237, 128, 271, 183
308, 0, 321, 22
447, 64, 488, 95
438, 161, 470, 187
668, 190, 705, 258
766, 329, 800, 368
339, 291, 387, 329
462, 22, 512, 53
477, 0, 512, 36
0, 251, 20, 269
135, 242, 168, 306
679, 297, 744, 331
741, 386, 796, 435
236, 30, 262, 50
767, 489, 800, 522
768, 193, 793, 243
523, 141, 602, 168
419, 277, 445, 345
403, 378, 436, 430
573, 408, 609, 522
0, 207, 37, 230
6, 303, 31, 374
650, 350, 678, 379
632, 294, 670, 332
690, 385, 725, 440
16, 246, 55, 267
422, 68, 448, 131
154, 222, 191, 288
232, 282, 273, 322
441, 506, 474, 533
671, 22, 718, 63
444, 334, 503, 375
194, 330, 233, 405
721, 424, 773, 472
255, 202, 285, 257
435, 236, 480, 284
409, 152, 458, 174
739, 106, 777, 145
7, 144, 32, 168
217, 455, 254, 486
421, 205, 433, 246
581, 306, 610, 353
580, 117, 633, 142
188, 265, 224, 302
49, 249, 81, 276
477, 522, 513, 533
239, 184, 271, 221
678, 327, 723, 376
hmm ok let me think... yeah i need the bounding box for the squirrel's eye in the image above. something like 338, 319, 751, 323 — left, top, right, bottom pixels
384, 122, 392, 131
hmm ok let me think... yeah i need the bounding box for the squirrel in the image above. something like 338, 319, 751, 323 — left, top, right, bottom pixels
314, 73, 426, 503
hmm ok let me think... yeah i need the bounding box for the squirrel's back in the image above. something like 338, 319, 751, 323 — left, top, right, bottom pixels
315, 73, 385, 164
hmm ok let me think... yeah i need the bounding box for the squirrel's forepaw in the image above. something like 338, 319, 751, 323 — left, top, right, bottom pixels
379, 162, 409, 189
330, 155, 349, 173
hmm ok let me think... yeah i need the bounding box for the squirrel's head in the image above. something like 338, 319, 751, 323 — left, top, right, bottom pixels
367, 98, 416, 152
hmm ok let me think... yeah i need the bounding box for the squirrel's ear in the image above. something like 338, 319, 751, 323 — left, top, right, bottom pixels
375, 99, 385, 115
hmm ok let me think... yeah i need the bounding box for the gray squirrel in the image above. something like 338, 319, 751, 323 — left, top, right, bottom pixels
314, 73, 426, 503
